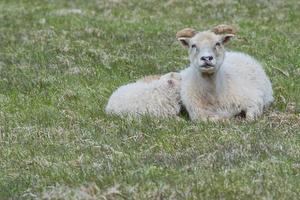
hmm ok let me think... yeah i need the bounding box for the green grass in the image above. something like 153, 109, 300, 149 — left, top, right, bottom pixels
0, 0, 300, 199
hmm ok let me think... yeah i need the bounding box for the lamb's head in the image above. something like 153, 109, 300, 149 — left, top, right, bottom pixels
176, 25, 236, 75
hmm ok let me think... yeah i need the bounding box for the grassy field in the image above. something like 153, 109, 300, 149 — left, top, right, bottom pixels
0, 0, 300, 199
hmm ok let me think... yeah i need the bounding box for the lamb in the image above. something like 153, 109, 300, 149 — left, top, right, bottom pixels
177, 25, 274, 121
105, 72, 182, 118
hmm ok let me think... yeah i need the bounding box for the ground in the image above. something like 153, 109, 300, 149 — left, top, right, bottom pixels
0, 0, 300, 199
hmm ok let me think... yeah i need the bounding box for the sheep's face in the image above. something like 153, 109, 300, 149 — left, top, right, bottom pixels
188, 31, 232, 75
176, 26, 235, 75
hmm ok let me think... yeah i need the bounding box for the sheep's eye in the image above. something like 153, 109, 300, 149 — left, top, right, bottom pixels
191, 44, 197, 48
215, 42, 221, 47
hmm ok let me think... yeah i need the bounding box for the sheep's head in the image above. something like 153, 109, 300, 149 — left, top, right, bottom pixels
176, 25, 236, 75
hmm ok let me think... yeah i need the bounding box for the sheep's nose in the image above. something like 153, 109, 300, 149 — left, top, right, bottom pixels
201, 56, 213, 61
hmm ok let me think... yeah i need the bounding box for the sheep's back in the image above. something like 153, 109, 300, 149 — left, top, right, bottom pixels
218, 51, 273, 106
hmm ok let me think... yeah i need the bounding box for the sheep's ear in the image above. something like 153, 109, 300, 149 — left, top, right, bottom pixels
221, 34, 235, 44
177, 37, 190, 48
176, 28, 197, 48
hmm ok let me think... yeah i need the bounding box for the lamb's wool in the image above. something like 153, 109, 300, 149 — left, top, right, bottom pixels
105, 72, 181, 118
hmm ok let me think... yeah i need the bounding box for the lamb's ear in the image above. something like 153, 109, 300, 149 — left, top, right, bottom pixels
167, 79, 175, 87
176, 28, 197, 48
220, 34, 235, 44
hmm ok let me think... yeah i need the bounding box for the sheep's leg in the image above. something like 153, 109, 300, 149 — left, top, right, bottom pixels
187, 106, 230, 122
246, 103, 263, 120
182, 93, 232, 121
207, 110, 236, 122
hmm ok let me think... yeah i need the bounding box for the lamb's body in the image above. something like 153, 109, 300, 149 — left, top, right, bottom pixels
105, 72, 181, 118
181, 51, 273, 120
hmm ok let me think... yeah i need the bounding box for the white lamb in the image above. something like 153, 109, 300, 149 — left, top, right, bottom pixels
177, 25, 274, 121
105, 72, 181, 118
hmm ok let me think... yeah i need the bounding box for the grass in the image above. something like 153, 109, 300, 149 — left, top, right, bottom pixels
0, 0, 299, 199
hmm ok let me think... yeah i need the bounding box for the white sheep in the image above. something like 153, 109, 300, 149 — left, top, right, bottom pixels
105, 72, 182, 118
177, 25, 274, 121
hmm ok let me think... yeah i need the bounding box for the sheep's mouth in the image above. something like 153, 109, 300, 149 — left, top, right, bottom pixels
200, 63, 215, 69
199, 63, 215, 74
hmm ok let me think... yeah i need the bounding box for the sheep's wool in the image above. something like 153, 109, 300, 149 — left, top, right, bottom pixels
180, 52, 274, 121
106, 72, 181, 118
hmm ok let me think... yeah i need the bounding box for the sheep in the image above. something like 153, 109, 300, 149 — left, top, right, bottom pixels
177, 25, 274, 121
105, 72, 182, 118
